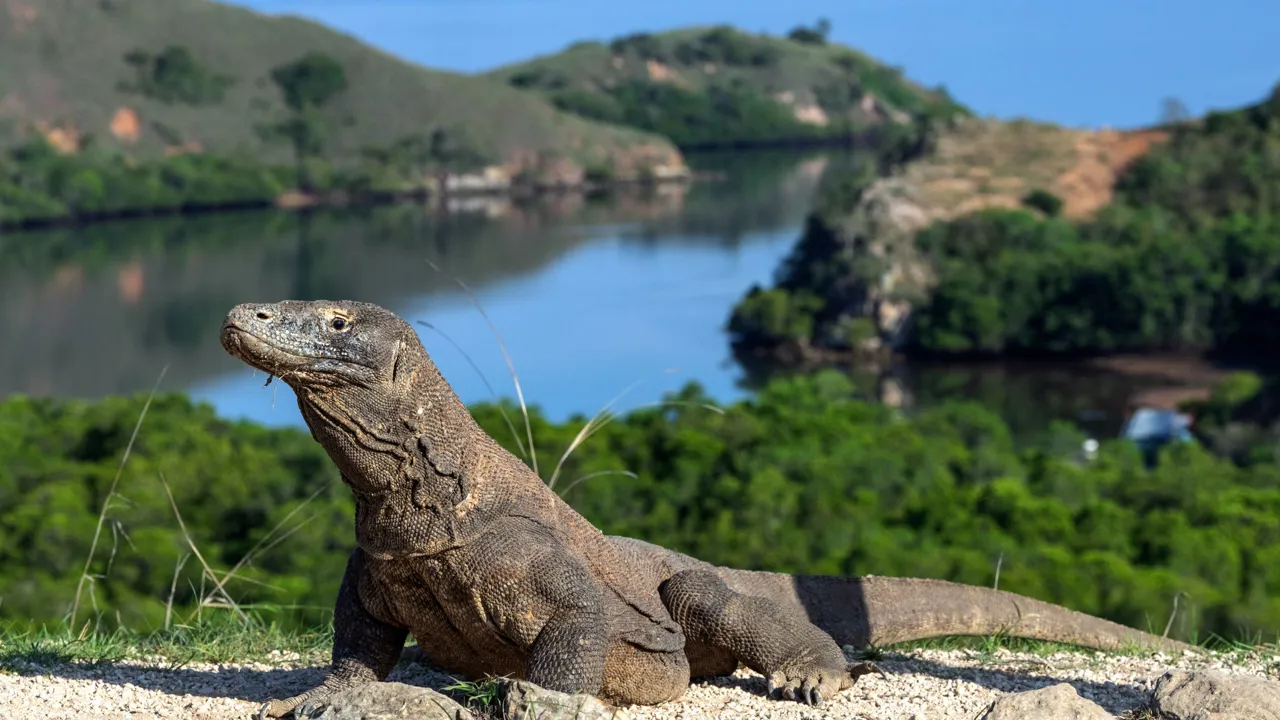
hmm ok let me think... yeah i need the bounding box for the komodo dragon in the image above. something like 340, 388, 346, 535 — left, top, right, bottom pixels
219, 299, 1192, 718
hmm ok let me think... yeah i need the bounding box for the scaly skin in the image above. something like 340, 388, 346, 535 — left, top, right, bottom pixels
219, 300, 1194, 718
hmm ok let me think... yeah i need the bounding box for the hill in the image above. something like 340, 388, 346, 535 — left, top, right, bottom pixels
728, 81, 1280, 363
486, 23, 969, 149
0, 0, 682, 187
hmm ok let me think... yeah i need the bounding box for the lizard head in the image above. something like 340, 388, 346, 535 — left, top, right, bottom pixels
221, 300, 489, 550
220, 299, 415, 390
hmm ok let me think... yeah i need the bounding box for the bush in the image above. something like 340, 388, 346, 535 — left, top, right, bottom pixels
1021, 188, 1064, 217
727, 286, 823, 347
119, 45, 235, 106
787, 18, 832, 46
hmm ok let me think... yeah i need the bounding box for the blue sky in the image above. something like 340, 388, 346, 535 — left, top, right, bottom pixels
227, 0, 1272, 129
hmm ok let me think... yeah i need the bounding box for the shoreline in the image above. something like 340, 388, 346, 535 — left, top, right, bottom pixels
0, 130, 905, 234
0, 171, 706, 234
734, 343, 1247, 379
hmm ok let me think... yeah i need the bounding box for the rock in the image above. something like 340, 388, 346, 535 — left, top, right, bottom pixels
499, 679, 630, 720
975, 683, 1111, 720
1150, 669, 1280, 719
294, 681, 472, 720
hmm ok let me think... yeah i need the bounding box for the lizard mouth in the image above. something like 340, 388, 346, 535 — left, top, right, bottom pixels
219, 323, 306, 377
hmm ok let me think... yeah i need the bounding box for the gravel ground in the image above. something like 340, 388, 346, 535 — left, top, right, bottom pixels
1, 646, 1275, 720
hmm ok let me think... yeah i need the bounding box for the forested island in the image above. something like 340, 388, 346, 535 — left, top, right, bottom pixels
729, 82, 1280, 362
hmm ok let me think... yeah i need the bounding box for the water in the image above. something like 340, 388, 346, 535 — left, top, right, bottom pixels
0, 151, 837, 426
0, 149, 1231, 440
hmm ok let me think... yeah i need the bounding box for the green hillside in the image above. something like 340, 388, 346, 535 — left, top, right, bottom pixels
0, 0, 679, 175
486, 22, 969, 148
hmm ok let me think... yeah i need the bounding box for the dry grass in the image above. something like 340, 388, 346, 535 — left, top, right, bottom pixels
66, 365, 170, 627
900, 117, 1170, 223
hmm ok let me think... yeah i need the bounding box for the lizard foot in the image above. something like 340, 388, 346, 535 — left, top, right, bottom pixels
257, 691, 335, 720
257, 697, 300, 720
765, 659, 885, 706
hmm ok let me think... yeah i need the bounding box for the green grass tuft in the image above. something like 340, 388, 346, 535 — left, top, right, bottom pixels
0, 613, 332, 673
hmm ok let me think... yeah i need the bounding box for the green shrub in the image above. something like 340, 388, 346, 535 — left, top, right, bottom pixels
1021, 188, 1064, 217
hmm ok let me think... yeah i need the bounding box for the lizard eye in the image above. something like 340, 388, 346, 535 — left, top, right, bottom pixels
330, 317, 348, 331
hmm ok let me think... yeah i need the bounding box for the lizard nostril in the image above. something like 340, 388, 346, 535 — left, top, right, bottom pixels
256, 311, 272, 320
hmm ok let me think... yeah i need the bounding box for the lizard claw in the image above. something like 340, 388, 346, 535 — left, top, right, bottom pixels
257, 694, 316, 719
764, 658, 884, 705
766, 668, 841, 706
848, 660, 886, 683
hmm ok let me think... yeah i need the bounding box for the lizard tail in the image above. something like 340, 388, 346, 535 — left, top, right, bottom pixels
714, 568, 1194, 653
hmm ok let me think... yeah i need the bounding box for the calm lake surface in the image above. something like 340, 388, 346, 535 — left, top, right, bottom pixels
0, 150, 1227, 442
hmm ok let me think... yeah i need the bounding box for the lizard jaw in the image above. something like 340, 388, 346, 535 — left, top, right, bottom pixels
218, 323, 322, 384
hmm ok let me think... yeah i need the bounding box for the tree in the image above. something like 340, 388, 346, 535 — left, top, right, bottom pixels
1022, 188, 1064, 217
270, 53, 349, 114
1158, 97, 1191, 125
261, 53, 349, 190
428, 128, 488, 173
359, 127, 491, 193
787, 18, 832, 45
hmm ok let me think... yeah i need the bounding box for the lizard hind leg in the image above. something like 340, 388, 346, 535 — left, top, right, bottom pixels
659, 569, 863, 707
259, 550, 409, 718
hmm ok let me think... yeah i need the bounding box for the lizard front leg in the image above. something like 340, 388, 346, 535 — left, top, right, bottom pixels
524, 605, 608, 695
659, 569, 877, 706
516, 550, 609, 696
259, 550, 409, 719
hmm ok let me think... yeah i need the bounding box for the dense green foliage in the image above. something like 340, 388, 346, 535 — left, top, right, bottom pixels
5, 373, 1279, 642
729, 83, 1280, 359
0, 132, 450, 226
0, 393, 347, 630
0, 124, 519, 227
489, 25, 968, 149
0, 138, 293, 224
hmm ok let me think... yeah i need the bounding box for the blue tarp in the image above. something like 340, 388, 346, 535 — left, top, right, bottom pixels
1121, 408, 1194, 444
1121, 407, 1195, 467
